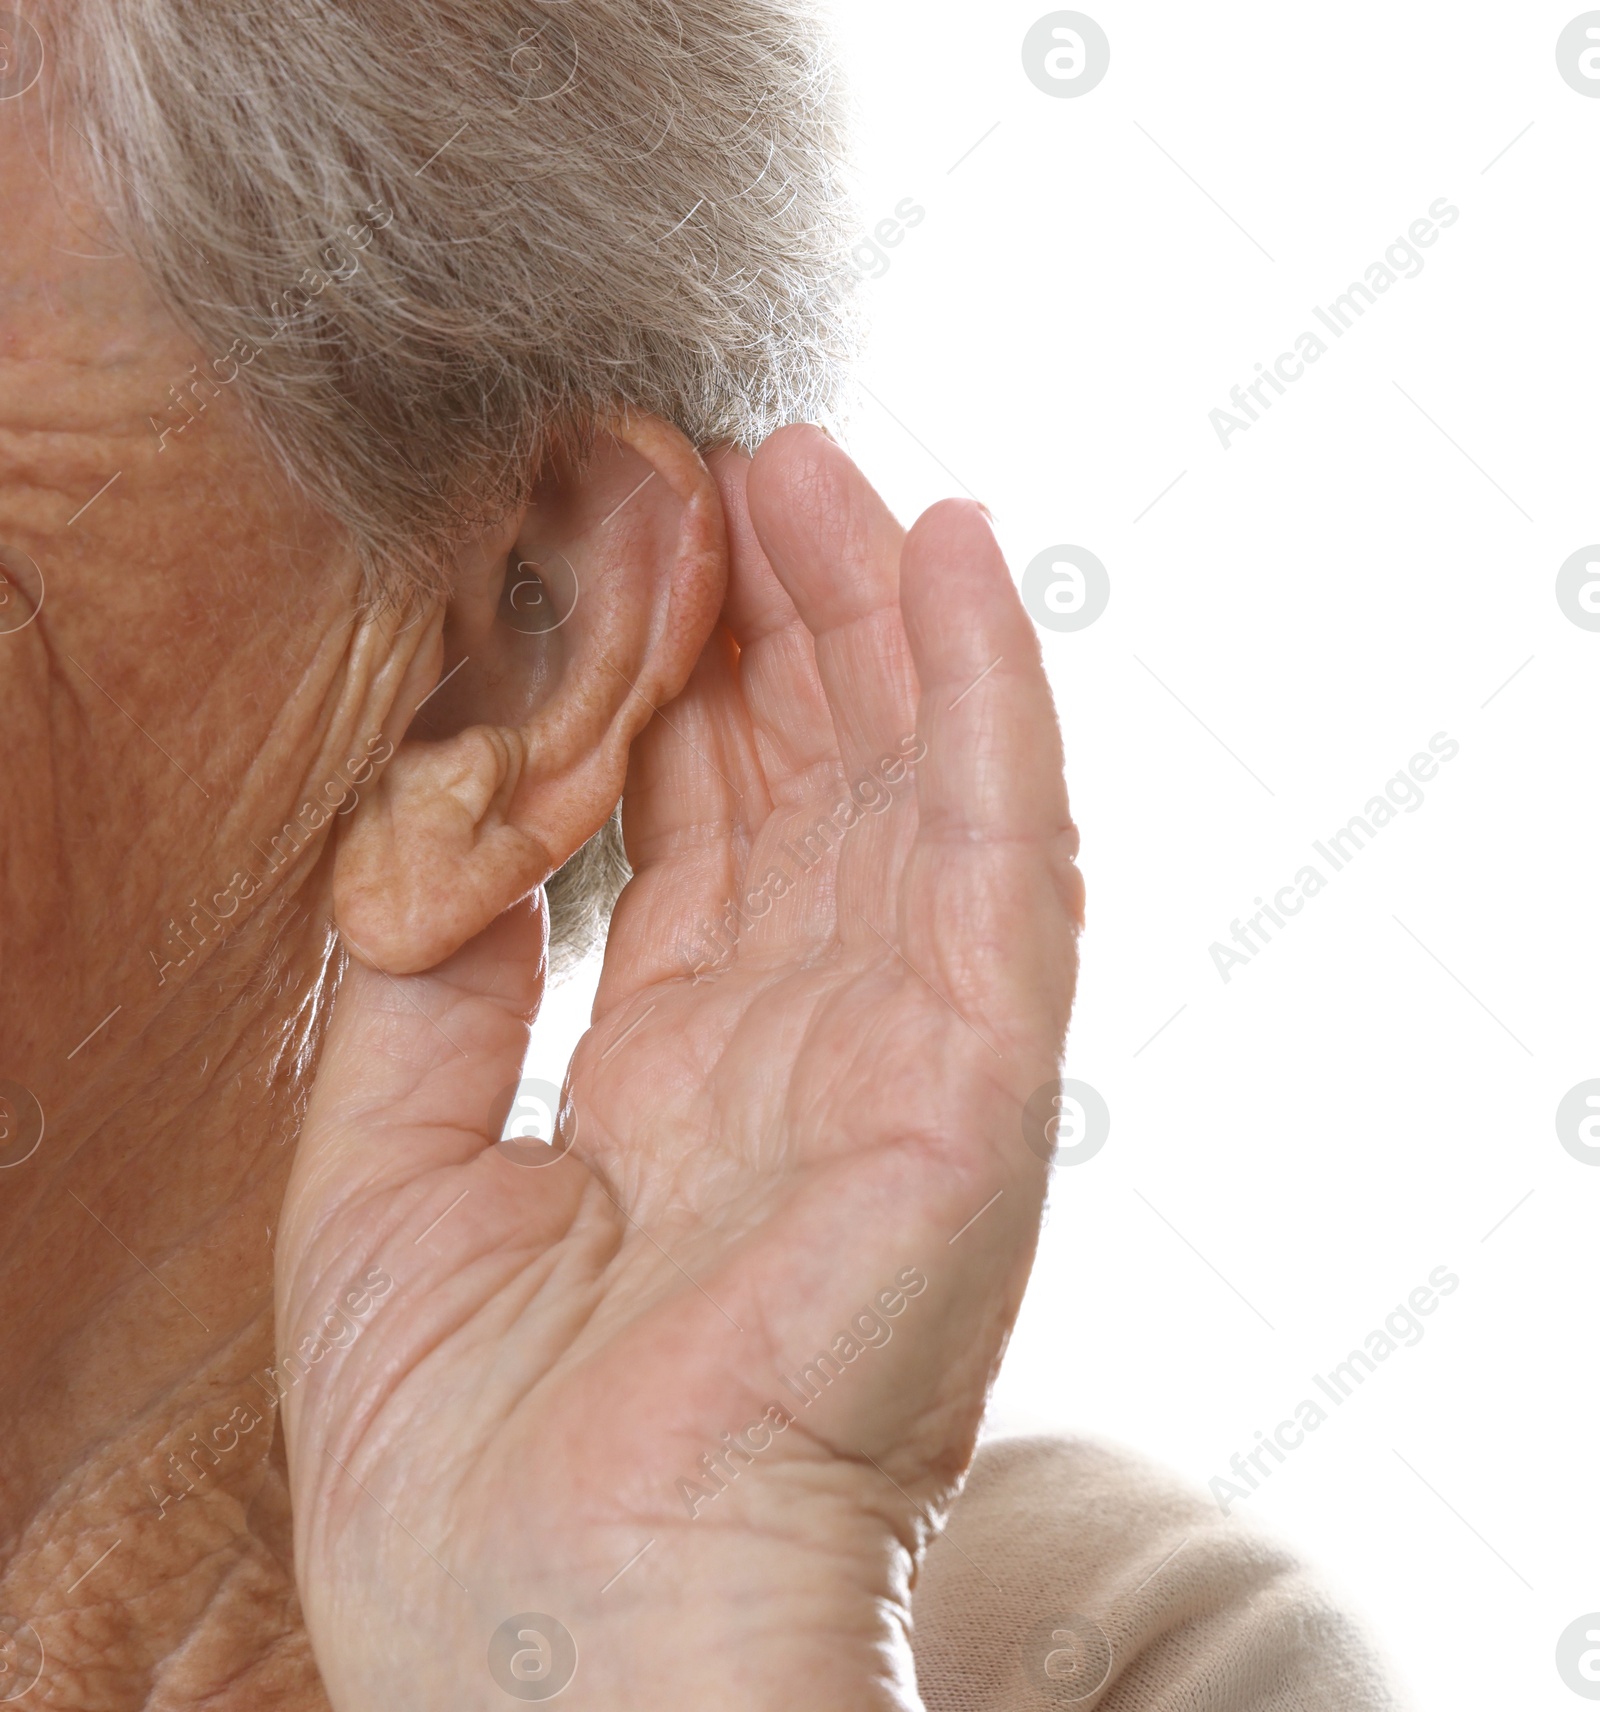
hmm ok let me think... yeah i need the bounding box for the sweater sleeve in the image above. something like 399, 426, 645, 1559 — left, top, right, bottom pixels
910, 1435, 1407, 1712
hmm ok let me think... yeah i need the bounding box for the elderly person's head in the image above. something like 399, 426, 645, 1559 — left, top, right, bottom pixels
3, 0, 854, 1061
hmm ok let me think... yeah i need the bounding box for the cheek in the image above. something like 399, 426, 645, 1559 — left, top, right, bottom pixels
0, 379, 363, 1097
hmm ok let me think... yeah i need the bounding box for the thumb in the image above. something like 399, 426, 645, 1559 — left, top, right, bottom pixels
279, 896, 549, 1266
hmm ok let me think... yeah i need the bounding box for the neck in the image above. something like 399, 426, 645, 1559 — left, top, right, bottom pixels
0, 890, 337, 1709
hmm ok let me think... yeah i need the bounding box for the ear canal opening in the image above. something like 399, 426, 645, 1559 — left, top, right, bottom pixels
502, 550, 579, 636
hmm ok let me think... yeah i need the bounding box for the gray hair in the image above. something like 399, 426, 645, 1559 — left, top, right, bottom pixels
54, 0, 859, 967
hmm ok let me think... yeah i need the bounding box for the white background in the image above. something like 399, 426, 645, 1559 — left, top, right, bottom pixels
530, 5, 1600, 1704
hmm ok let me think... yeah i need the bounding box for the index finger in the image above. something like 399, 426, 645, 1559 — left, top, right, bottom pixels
742, 425, 920, 784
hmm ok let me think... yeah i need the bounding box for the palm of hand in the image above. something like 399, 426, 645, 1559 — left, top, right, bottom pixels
277, 430, 1082, 1709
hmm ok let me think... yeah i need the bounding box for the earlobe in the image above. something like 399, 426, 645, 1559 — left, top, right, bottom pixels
331, 413, 727, 975
333, 725, 547, 975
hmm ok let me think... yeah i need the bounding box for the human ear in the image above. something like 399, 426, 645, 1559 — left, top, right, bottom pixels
332, 413, 727, 974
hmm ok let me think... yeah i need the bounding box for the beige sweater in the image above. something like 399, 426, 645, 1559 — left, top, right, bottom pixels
913, 1438, 1405, 1710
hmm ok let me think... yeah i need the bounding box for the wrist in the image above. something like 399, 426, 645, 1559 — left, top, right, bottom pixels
563, 1464, 926, 1710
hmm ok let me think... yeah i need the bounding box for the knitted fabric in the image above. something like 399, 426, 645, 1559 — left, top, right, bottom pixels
913, 1438, 1405, 1711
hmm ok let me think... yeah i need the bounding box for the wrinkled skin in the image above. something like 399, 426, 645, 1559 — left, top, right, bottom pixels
0, 78, 1082, 1712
